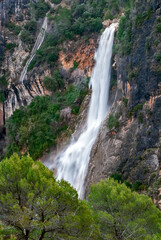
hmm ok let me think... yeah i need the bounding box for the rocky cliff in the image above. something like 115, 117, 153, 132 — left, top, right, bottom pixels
85, 0, 161, 206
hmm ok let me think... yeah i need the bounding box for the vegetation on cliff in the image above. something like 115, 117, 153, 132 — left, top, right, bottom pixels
5, 81, 87, 159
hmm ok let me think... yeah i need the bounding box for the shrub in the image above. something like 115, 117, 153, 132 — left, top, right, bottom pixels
129, 70, 138, 81
132, 180, 143, 191
104, 9, 113, 20
20, 30, 34, 44
27, 59, 36, 72
43, 69, 64, 92
0, 90, 5, 103
128, 103, 143, 118
156, 23, 161, 33
108, 114, 119, 130
24, 19, 37, 33
117, 12, 133, 55
6, 42, 16, 51
32, 0, 50, 19
156, 53, 161, 61
138, 112, 144, 123
71, 60, 79, 72
0, 75, 8, 87
123, 97, 128, 107
51, 0, 62, 4
6, 22, 21, 35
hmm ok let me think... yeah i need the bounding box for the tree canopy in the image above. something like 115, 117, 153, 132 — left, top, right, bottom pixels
0, 154, 100, 240
88, 178, 161, 240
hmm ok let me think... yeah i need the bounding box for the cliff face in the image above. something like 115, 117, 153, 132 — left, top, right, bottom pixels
85, 0, 161, 201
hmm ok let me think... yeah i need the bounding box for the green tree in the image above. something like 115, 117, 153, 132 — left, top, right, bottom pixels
89, 179, 161, 240
0, 154, 100, 240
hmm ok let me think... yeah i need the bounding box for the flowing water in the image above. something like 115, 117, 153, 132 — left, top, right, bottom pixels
19, 16, 48, 82
48, 25, 116, 198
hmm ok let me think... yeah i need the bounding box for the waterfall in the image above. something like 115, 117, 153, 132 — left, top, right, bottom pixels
19, 16, 48, 82
48, 25, 115, 198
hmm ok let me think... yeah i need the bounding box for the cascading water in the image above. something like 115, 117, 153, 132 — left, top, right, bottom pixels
19, 15, 48, 82
48, 25, 116, 198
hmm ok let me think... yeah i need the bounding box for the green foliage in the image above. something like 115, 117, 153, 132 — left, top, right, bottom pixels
24, 19, 37, 33
0, 75, 8, 88
135, 8, 153, 27
156, 53, 161, 61
156, 23, 161, 33
35, 41, 59, 65
123, 97, 128, 107
43, 69, 64, 91
117, 12, 133, 55
6, 42, 16, 51
108, 114, 119, 130
145, 37, 150, 50
6, 96, 61, 159
89, 178, 161, 240
31, 0, 50, 20
6, 22, 21, 35
110, 172, 123, 183
128, 103, 143, 118
111, 172, 132, 189
20, 30, 34, 44
27, 59, 36, 72
129, 70, 138, 81
104, 9, 113, 20
138, 112, 144, 123
6, 82, 87, 159
0, 154, 100, 240
51, 0, 62, 4
0, 90, 5, 103
132, 180, 143, 191
71, 60, 79, 72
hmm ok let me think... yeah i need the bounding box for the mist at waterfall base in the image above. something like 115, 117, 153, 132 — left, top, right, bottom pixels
46, 25, 115, 198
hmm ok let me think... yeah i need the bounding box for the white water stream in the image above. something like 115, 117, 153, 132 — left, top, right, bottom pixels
19, 16, 48, 82
47, 25, 115, 198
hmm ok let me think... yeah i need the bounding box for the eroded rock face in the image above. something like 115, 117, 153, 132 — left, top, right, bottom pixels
4, 78, 47, 121
85, 0, 161, 196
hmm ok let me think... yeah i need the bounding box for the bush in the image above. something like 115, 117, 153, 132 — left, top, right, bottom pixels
27, 59, 36, 72
0, 75, 8, 87
43, 69, 64, 92
20, 30, 34, 44
156, 53, 161, 61
51, 0, 62, 4
32, 0, 50, 19
123, 97, 128, 106
6, 42, 16, 51
24, 19, 37, 33
0, 90, 5, 102
6, 96, 61, 159
108, 114, 119, 130
6, 22, 21, 35
35, 45, 59, 65
128, 103, 143, 118
104, 9, 113, 20
117, 12, 133, 55
156, 23, 161, 33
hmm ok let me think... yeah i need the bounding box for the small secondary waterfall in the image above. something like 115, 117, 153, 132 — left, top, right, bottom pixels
19, 16, 48, 82
48, 25, 115, 198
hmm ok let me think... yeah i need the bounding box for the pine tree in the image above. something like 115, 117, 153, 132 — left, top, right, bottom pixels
88, 178, 161, 240
0, 154, 100, 240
